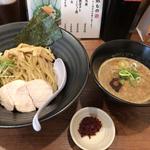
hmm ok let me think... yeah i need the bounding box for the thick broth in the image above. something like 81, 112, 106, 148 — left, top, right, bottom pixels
98, 57, 150, 103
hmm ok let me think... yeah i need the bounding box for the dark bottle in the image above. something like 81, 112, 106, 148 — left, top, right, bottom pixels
100, 0, 141, 41
0, 0, 27, 25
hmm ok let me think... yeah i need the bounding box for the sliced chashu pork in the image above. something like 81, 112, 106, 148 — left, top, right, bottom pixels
0, 80, 36, 112
27, 79, 53, 108
0, 80, 17, 111
14, 83, 36, 112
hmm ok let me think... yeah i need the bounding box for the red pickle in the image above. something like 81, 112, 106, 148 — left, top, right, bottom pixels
78, 116, 102, 138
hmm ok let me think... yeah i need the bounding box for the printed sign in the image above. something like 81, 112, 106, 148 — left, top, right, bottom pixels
26, 0, 103, 38
61, 0, 103, 38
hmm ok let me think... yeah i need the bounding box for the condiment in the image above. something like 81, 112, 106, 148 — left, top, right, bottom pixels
110, 62, 141, 92
15, 5, 62, 47
78, 116, 102, 138
118, 66, 140, 87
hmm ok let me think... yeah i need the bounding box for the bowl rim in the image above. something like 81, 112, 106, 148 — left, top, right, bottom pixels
0, 22, 90, 128
69, 107, 116, 150
90, 39, 150, 107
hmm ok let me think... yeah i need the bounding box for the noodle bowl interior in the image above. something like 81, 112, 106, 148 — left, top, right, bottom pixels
0, 43, 58, 112
98, 57, 150, 104
0, 43, 57, 91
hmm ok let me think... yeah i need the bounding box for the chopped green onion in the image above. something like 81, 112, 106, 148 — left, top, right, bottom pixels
118, 67, 140, 87
119, 79, 125, 85
0, 57, 15, 77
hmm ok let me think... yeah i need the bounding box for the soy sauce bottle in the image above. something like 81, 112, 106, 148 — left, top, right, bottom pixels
0, 0, 27, 25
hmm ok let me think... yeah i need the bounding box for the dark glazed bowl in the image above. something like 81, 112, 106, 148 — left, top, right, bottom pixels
0, 22, 89, 128
90, 39, 150, 107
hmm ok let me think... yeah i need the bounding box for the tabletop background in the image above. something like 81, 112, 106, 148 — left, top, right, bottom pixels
0, 34, 149, 150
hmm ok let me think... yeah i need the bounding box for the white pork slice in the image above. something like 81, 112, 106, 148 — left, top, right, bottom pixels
27, 79, 53, 108
0, 80, 17, 111
0, 80, 36, 112
14, 83, 36, 112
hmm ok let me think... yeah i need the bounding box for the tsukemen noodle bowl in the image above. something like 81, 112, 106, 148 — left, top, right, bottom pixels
90, 39, 150, 106
0, 22, 89, 127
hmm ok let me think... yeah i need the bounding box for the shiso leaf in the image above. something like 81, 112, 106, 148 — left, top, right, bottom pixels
15, 8, 62, 47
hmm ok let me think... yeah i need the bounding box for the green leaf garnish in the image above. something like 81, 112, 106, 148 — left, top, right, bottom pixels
15, 6, 62, 47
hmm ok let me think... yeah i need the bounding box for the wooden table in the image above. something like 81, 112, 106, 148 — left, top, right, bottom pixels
0, 38, 149, 150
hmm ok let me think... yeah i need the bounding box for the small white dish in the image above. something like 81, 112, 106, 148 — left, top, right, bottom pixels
70, 107, 115, 150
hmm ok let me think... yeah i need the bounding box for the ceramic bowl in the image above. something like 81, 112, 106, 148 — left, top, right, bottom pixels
0, 22, 89, 127
90, 39, 150, 106
70, 107, 115, 150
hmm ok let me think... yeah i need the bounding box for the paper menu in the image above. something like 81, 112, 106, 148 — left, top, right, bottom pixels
61, 0, 103, 38
26, 0, 103, 39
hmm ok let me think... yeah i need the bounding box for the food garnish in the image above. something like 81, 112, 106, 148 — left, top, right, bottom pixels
15, 5, 62, 47
0, 56, 15, 78
78, 116, 102, 139
118, 65, 140, 87
110, 61, 141, 92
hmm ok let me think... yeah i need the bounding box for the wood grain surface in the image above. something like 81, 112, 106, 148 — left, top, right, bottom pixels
0, 36, 149, 150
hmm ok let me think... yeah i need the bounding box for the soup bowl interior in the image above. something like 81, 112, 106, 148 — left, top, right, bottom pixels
0, 22, 89, 127
90, 39, 150, 106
